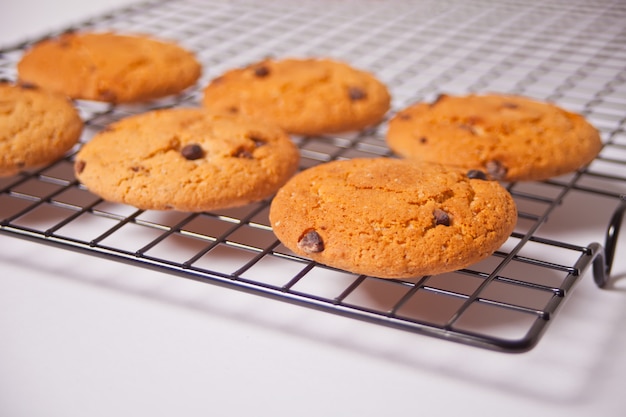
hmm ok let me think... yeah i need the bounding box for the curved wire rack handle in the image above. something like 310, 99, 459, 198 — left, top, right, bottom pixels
594, 194, 626, 288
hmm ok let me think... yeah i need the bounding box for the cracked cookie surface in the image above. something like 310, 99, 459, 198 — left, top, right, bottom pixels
17, 31, 201, 103
386, 94, 602, 182
269, 158, 517, 278
202, 57, 391, 136
75, 108, 300, 211
0, 81, 83, 177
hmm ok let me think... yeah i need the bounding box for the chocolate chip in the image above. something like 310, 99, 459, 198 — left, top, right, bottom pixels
348, 86, 367, 101
248, 134, 266, 148
235, 147, 253, 159
433, 209, 450, 226
458, 124, 478, 135
467, 169, 488, 180
181, 144, 204, 160
75, 160, 86, 174
253, 65, 270, 77
57, 32, 75, 48
485, 160, 507, 180
97, 89, 117, 102
298, 229, 325, 253
467, 116, 482, 124
431, 93, 448, 106
419, 136, 428, 144
18, 82, 38, 90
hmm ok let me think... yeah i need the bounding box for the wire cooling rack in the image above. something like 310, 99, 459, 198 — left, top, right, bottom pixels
1, 0, 625, 352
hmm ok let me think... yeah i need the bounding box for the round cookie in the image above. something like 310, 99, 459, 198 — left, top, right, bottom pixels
386, 94, 602, 182
202, 57, 391, 136
0, 81, 83, 177
17, 31, 202, 103
74, 108, 300, 211
269, 158, 517, 279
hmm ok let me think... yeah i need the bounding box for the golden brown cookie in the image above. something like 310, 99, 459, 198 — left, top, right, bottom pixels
17, 31, 202, 103
386, 94, 602, 182
202, 57, 391, 136
74, 108, 300, 211
269, 158, 517, 278
0, 81, 83, 177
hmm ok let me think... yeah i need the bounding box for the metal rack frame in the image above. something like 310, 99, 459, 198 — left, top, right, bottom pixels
1, 0, 625, 352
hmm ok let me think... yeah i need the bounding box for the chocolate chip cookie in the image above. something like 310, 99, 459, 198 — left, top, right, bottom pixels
74, 108, 300, 211
202, 57, 391, 136
269, 158, 517, 278
17, 31, 202, 103
386, 94, 602, 182
1, 81, 83, 177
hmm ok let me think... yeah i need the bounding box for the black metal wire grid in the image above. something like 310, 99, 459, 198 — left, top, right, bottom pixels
0, 0, 625, 352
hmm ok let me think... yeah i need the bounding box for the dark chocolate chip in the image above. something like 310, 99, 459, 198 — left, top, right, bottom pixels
467, 169, 488, 180
248, 134, 267, 148
431, 93, 448, 106
253, 65, 270, 77
348, 86, 367, 101
467, 115, 482, 124
235, 147, 254, 159
18, 82, 38, 90
298, 229, 325, 253
458, 124, 478, 135
485, 160, 507, 180
75, 160, 86, 174
433, 209, 450, 226
502, 102, 519, 109
419, 136, 428, 144
181, 144, 204, 160
97, 89, 117, 102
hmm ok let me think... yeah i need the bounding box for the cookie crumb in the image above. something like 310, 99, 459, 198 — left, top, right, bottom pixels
298, 229, 324, 253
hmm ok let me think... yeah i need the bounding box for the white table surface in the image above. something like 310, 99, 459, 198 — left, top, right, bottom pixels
1, 1, 626, 416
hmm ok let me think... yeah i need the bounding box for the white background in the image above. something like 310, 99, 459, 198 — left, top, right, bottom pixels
1, 1, 626, 416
